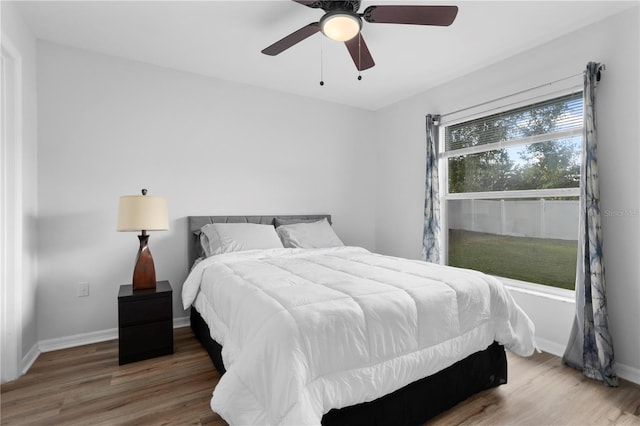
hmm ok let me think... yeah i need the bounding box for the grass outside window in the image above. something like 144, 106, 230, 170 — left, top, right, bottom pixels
448, 229, 577, 290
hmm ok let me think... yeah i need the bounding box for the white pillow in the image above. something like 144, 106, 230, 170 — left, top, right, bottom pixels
200, 223, 284, 256
276, 218, 344, 249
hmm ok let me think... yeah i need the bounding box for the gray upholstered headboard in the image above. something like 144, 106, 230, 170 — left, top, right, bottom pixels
187, 215, 332, 267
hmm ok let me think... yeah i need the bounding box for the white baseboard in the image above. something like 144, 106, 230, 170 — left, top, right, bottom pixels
534, 336, 566, 358
534, 336, 639, 385
21, 343, 40, 375
38, 317, 190, 353
39, 328, 118, 353
617, 363, 640, 385
173, 315, 190, 328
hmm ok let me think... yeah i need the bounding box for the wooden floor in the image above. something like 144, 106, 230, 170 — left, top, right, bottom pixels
2, 327, 639, 425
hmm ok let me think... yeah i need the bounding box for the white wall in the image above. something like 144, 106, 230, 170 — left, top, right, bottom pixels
36, 42, 376, 342
1, 1, 39, 374
373, 8, 640, 381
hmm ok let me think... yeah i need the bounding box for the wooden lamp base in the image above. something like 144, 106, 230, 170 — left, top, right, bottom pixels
132, 233, 156, 291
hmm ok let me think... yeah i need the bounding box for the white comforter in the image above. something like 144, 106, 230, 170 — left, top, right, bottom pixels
182, 246, 536, 425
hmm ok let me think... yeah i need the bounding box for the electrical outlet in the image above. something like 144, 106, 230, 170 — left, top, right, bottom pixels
78, 282, 90, 297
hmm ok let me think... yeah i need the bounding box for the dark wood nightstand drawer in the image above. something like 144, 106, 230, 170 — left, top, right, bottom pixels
118, 296, 171, 327
118, 320, 173, 365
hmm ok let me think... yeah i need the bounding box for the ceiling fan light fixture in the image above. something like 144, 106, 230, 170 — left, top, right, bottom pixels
320, 11, 362, 41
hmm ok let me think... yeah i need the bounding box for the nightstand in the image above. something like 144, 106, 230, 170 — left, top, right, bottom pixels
118, 280, 173, 365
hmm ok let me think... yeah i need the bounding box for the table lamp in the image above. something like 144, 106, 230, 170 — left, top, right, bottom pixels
117, 189, 169, 290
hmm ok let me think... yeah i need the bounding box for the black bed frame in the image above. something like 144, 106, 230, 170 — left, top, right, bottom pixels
187, 215, 507, 425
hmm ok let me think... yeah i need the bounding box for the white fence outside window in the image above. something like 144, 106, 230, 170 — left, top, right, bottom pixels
447, 199, 578, 241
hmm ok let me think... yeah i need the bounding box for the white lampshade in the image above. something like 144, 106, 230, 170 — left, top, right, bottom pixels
320, 12, 362, 42
117, 194, 169, 232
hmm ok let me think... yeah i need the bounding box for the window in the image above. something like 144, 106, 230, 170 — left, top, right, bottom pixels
441, 93, 583, 290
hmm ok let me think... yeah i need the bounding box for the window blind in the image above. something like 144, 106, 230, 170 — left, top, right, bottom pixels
445, 92, 583, 152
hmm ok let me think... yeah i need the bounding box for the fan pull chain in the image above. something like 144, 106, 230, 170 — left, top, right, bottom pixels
319, 36, 325, 86
357, 33, 362, 81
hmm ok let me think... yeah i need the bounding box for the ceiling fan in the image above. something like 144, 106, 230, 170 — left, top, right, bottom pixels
261, 1, 458, 71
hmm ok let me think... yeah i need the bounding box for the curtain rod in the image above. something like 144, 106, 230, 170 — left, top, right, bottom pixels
438, 71, 588, 122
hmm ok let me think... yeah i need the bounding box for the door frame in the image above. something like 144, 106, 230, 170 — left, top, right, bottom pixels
1, 34, 24, 383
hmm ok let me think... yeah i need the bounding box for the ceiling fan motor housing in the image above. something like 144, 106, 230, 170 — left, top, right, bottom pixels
313, 1, 361, 12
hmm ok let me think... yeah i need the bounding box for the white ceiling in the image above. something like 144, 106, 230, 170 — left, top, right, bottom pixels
11, 0, 639, 110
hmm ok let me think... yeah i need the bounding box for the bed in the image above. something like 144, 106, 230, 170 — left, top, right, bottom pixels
183, 215, 536, 425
